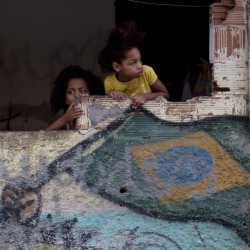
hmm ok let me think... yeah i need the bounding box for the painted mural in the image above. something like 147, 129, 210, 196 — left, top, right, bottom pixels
0, 105, 249, 249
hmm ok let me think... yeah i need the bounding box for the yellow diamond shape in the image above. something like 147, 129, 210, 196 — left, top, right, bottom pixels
132, 131, 250, 202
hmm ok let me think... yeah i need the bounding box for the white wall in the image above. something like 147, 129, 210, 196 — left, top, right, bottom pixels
0, 0, 115, 130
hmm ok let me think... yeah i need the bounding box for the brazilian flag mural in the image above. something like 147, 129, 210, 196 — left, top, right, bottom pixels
0, 110, 249, 249
82, 111, 250, 246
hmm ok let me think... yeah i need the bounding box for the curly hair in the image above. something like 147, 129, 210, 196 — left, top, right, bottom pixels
49, 65, 105, 115
98, 21, 145, 73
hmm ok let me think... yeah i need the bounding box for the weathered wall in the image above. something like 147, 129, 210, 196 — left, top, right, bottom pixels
0, 0, 114, 131
0, 105, 249, 249
1, 0, 250, 131
0, 1, 250, 248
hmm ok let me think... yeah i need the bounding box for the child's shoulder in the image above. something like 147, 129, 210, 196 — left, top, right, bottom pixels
104, 72, 116, 80
142, 65, 155, 73
143, 64, 154, 70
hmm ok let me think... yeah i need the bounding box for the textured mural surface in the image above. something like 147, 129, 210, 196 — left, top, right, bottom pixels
0, 110, 250, 249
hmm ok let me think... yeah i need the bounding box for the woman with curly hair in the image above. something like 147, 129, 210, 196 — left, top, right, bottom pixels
45, 65, 104, 130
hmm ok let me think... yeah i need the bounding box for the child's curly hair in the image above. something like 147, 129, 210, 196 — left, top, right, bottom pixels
50, 65, 104, 115
98, 21, 145, 73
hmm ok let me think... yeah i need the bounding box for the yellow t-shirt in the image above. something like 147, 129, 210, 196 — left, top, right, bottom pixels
104, 65, 157, 96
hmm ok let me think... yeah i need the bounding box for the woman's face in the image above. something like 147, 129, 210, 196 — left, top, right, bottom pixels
65, 78, 90, 106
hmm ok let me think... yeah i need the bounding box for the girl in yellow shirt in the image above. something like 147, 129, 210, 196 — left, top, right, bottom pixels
98, 21, 169, 108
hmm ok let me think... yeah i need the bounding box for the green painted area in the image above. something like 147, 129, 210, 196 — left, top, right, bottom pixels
80, 112, 250, 244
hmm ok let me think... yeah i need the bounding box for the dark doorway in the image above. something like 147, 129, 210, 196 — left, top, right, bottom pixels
115, 0, 217, 101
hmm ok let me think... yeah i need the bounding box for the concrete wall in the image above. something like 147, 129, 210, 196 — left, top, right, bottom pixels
0, 0, 114, 131
0, 0, 250, 250
0, 107, 249, 249
0, 0, 249, 131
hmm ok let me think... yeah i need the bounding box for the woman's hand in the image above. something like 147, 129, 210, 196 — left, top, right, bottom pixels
108, 90, 126, 101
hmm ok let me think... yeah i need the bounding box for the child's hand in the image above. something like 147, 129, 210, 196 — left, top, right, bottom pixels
130, 93, 147, 108
108, 90, 126, 101
63, 103, 83, 122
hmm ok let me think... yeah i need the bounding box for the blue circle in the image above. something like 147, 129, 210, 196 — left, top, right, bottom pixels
145, 146, 213, 185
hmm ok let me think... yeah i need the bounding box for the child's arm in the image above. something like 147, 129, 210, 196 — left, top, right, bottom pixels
130, 78, 169, 108
150, 78, 169, 100
45, 103, 83, 130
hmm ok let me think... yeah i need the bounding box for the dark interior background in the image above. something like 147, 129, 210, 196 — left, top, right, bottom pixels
115, 0, 217, 101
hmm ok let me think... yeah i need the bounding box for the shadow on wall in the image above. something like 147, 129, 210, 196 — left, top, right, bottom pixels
0, 0, 115, 131
0, 102, 52, 131
0, 36, 109, 131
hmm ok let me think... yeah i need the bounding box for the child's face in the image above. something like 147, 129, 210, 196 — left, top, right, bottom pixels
115, 47, 143, 82
65, 78, 89, 106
